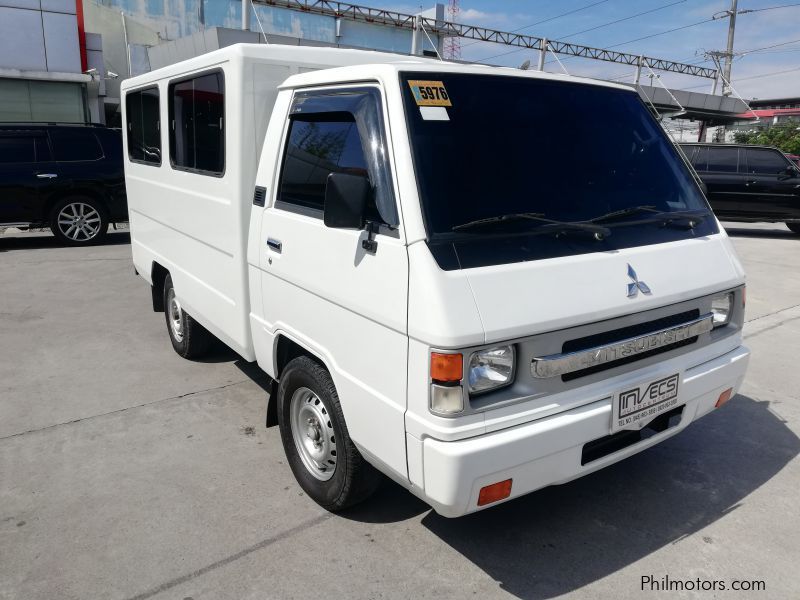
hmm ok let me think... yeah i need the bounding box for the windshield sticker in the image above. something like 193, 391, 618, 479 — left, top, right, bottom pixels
419, 106, 450, 121
408, 80, 452, 107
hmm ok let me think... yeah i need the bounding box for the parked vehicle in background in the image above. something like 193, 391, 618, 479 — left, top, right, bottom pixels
123, 45, 749, 517
787, 154, 800, 168
679, 143, 800, 234
0, 124, 127, 245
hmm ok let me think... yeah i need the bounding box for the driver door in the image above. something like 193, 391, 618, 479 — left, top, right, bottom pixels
257, 86, 410, 480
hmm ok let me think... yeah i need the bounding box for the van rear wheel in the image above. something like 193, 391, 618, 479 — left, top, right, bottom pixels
277, 356, 381, 511
162, 274, 212, 359
787, 222, 800, 235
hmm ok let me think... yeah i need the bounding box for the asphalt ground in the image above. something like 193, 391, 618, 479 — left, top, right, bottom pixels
1, 223, 798, 600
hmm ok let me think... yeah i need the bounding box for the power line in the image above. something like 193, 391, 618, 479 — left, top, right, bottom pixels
461, 0, 611, 50
734, 65, 800, 81
679, 65, 800, 90
742, 2, 800, 14
476, 0, 694, 63
536, 16, 716, 72
603, 17, 716, 51
556, 0, 688, 41
738, 37, 800, 55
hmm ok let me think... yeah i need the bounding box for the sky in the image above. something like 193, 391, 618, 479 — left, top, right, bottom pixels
366, 0, 800, 100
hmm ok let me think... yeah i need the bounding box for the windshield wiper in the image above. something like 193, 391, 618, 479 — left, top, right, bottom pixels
452, 212, 611, 237
588, 205, 710, 230
587, 205, 659, 223
633, 209, 711, 229
451, 212, 545, 231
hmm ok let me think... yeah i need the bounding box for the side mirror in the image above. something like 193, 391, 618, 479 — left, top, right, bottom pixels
324, 172, 370, 229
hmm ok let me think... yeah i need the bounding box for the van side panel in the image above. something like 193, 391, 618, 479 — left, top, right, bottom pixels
124, 59, 254, 359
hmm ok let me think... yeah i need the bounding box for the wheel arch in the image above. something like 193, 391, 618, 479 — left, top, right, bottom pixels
266, 334, 330, 428
43, 187, 108, 222
150, 262, 169, 312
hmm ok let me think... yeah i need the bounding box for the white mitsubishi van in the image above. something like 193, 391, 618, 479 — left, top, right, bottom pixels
122, 44, 749, 517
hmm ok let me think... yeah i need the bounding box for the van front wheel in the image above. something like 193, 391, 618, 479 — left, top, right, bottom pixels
277, 356, 381, 511
162, 274, 212, 359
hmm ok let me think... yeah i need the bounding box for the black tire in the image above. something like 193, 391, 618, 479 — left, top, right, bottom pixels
277, 356, 381, 511
49, 196, 109, 245
786, 222, 800, 235
162, 274, 212, 359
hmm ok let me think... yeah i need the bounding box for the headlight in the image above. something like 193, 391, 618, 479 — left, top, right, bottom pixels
468, 345, 515, 394
711, 292, 734, 327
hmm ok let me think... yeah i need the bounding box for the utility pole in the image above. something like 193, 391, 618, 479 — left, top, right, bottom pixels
710, 0, 756, 96
722, 0, 738, 96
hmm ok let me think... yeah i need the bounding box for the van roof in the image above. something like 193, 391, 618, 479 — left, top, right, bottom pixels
280, 59, 634, 93
122, 43, 634, 94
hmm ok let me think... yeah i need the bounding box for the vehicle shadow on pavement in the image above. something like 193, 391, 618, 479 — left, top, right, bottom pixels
0, 230, 131, 251
723, 225, 798, 240
350, 395, 799, 599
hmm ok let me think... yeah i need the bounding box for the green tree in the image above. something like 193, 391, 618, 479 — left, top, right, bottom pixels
733, 122, 800, 155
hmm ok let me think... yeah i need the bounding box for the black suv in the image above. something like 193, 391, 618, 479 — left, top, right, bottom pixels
0, 124, 127, 245
679, 143, 800, 234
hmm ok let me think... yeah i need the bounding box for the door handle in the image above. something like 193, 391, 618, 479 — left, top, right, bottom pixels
35, 173, 58, 179
746, 179, 757, 185
267, 238, 282, 253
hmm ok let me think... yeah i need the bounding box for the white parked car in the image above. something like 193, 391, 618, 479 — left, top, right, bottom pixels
121, 44, 749, 517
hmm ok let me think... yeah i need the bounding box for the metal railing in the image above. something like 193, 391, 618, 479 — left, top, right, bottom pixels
253, 0, 719, 79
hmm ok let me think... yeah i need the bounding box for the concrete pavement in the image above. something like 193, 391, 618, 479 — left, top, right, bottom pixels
1, 224, 798, 600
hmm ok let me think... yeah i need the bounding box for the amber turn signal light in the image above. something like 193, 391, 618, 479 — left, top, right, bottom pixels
431, 352, 463, 383
715, 388, 733, 408
478, 479, 512, 506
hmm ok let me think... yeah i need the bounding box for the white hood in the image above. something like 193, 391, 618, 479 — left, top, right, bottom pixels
408, 233, 745, 348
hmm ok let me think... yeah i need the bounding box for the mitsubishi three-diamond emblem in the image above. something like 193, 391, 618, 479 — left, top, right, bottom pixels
626, 264, 652, 298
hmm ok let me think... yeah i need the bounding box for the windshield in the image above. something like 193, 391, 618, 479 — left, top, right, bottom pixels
400, 72, 717, 269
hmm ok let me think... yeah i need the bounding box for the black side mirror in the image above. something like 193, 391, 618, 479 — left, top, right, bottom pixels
324, 172, 370, 229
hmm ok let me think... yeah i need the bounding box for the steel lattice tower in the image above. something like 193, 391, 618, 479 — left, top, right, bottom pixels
443, 0, 461, 60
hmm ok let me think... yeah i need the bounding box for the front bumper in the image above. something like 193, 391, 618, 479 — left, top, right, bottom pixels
418, 344, 749, 518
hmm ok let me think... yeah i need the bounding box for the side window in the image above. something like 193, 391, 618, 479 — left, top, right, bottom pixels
168, 70, 224, 176
687, 146, 708, 171
745, 148, 789, 175
50, 129, 103, 162
0, 136, 35, 163
278, 115, 371, 214
126, 87, 161, 165
275, 88, 398, 227
706, 147, 738, 173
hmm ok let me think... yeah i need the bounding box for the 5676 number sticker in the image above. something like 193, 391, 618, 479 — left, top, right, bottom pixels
408, 80, 452, 107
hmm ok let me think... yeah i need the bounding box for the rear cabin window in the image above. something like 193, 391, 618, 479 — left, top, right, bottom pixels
169, 70, 224, 176
277, 114, 377, 218
706, 147, 738, 173
126, 87, 161, 165
745, 148, 788, 175
50, 129, 103, 162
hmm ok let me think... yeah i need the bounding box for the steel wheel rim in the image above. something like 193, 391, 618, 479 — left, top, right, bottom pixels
57, 202, 101, 241
289, 387, 337, 481
166, 287, 184, 342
